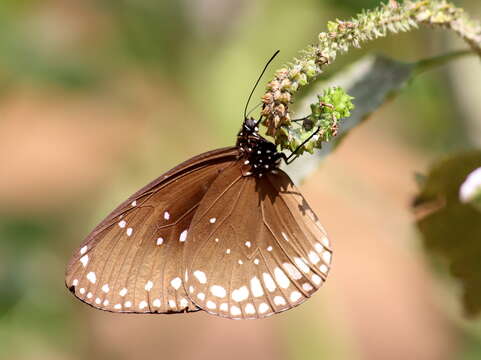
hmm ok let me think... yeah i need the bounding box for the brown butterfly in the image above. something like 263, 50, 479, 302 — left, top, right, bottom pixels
65, 53, 332, 319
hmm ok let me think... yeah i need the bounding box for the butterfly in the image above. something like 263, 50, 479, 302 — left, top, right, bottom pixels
65, 53, 333, 319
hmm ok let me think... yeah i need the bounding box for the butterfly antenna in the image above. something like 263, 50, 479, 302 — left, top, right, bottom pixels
244, 50, 280, 121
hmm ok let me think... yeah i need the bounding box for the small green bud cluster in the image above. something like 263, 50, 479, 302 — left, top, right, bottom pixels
286, 87, 354, 155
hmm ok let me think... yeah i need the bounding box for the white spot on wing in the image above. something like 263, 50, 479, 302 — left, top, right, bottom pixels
314, 242, 324, 253
250, 276, 264, 297
197, 292, 205, 301
95, 298, 101, 305
312, 274, 322, 285
267, 246, 273, 252
303, 283, 314, 291
87, 292, 93, 299
164, 211, 170, 220
139, 301, 148, 310
126, 227, 133, 237
320, 264, 328, 274
210, 285, 226, 298
86, 272, 96, 284
131, 200, 137, 206
79, 288, 85, 294
283, 263, 303, 280
179, 298, 188, 308
114, 304, 122, 310
193, 270, 207, 284
281, 232, 289, 241
322, 236, 330, 247
274, 296, 286, 306
80, 255, 89, 267
220, 303, 228, 311
290, 291, 302, 302
156, 237, 164, 245
322, 251, 331, 264
209, 217, 216, 223
170, 277, 181, 290
231, 286, 249, 302
145, 280, 154, 291
118, 220, 126, 228
119, 288, 128, 297
168, 300, 176, 308
245, 241, 251, 248
80, 245, 88, 255
124, 301, 132, 308
103, 300, 109, 306
230, 305, 241, 316
294, 257, 310, 273
274, 267, 290, 288
206, 300, 216, 309
254, 258, 260, 265
258, 303, 269, 314
245, 303, 255, 314
179, 230, 188, 242
72, 279, 79, 286
101, 284, 110, 293
226, 249, 231, 254
153, 299, 161, 307
262, 273, 276, 292
308, 251, 320, 265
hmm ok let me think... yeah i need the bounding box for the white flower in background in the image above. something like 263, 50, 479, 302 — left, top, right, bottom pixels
460, 167, 481, 203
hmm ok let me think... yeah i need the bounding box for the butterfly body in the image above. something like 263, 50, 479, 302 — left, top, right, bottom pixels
66, 117, 332, 319
236, 118, 284, 177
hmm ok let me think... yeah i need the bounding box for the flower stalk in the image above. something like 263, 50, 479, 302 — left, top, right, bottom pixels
261, 0, 481, 154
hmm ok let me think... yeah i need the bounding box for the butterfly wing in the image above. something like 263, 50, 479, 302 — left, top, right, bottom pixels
183, 164, 332, 319
65, 147, 239, 314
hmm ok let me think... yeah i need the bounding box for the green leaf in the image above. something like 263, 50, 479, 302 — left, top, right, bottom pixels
413, 151, 481, 316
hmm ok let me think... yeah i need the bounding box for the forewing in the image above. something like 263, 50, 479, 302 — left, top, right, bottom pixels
183, 165, 332, 319
66, 147, 239, 314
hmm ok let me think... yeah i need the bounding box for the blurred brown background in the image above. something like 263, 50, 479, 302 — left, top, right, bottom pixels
0, 0, 480, 359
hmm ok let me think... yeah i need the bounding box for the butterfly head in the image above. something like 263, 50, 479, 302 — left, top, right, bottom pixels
237, 117, 284, 178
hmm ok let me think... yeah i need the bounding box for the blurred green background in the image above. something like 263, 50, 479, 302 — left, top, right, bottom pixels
0, 0, 480, 359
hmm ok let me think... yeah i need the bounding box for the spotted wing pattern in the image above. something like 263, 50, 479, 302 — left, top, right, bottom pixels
65, 147, 239, 314
183, 164, 332, 319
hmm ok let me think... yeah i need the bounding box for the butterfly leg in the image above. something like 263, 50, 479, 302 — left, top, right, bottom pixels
283, 127, 321, 165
